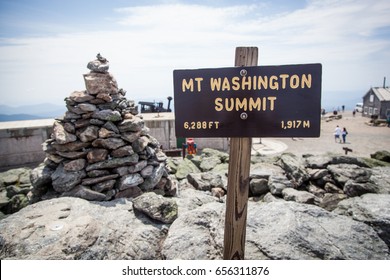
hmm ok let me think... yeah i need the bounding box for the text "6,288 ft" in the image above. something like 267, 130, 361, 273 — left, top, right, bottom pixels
184, 121, 220, 130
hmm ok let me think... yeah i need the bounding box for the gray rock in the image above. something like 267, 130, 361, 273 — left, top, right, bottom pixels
86, 149, 108, 163
92, 138, 126, 150
87, 169, 110, 178
52, 141, 90, 152
115, 186, 142, 199
103, 121, 119, 134
268, 174, 293, 196
199, 156, 221, 172
370, 167, 390, 194
69, 91, 94, 103
78, 103, 97, 112
85, 154, 139, 171
132, 136, 150, 153
30, 164, 53, 199
140, 165, 153, 178
121, 131, 141, 143
305, 155, 332, 169
87, 59, 109, 73
306, 183, 326, 198
91, 179, 116, 193
371, 150, 390, 163
63, 159, 86, 172
201, 148, 229, 162
83, 72, 118, 95
7, 194, 29, 214
52, 121, 77, 144
175, 158, 201, 180
174, 188, 218, 213
330, 156, 370, 167
98, 127, 117, 138
310, 169, 329, 180
118, 118, 144, 132
51, 164, 86, 192
249, 178, 269, 196
118, 174, 144, 191
132, 192, 178, 224
324, 182, 344, 194
139, 164, 165, 191
62, 185, 106, 201
334, 193, 390, 247
92, 109, 122, 122
56, 151, 87, 160
319, 193, 348, 211
111, 145, 134, 158
262, 192, 282, 202
63, 122, 75, 133
64, 111, 81, 120
250, 162, 284, 180
282, 188, 316, 204
278, 154, 310, 187
1, 190, 389, 260
74, 118, 91, 129
128, 160, 148, 174
0, 168, 31, 187
327, 164, 371, 186
245, 201, 389, 259
343, 180, 379, 197
0, 190, 9, 208
82, 174, 119, 186
162, 203, 224, 259
187, 172, 224, 191
0, 197, 164, 259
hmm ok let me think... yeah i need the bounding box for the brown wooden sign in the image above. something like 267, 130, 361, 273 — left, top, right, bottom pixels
173, 63, 322, 137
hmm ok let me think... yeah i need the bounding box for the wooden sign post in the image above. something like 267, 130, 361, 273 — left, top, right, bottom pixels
223, 47, 258, 260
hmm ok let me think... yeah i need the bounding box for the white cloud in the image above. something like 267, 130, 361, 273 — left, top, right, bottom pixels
0, 0, 389, 107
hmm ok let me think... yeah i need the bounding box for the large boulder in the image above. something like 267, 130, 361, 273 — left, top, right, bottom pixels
327, 164, 371, 187
0, 197, 165, 259
162, 203, 224, 259
334, 193, 390, 247
0, 194, 389, 260
245, 201, 389, 259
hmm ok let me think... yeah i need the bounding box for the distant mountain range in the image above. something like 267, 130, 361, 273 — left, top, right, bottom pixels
0, 103, 65, 122
0, 91, 364, 122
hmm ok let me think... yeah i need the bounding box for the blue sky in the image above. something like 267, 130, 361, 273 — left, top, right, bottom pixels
0, 0, 389, 110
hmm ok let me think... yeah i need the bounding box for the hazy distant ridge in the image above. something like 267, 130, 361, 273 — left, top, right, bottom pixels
0, 103, 64, 122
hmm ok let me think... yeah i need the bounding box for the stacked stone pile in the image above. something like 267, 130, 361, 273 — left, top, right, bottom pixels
32, 54, 175, 202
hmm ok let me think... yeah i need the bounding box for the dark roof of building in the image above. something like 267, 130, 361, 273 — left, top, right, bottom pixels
364, 87, 390, 101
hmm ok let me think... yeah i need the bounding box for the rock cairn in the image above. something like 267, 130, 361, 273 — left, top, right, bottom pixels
34, 54, 175, 201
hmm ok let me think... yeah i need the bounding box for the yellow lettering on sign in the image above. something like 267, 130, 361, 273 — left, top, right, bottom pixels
232, 76, 240, 90
269, 76, 279, 90
214, 97, 277, 112
181, 78, 203, 92
210, 78, 221, 91
209, 74, 312, 92
301, 74, 312, 88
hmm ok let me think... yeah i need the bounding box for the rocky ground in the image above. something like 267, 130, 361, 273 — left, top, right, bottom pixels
0, 148, 389, 260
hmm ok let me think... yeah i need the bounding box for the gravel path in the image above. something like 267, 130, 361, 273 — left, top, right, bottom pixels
253, 112, 390, 158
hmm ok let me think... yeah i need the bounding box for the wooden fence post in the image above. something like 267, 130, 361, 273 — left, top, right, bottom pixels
223, 47, 258, 260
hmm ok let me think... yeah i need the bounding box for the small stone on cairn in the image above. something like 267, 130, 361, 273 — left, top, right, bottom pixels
33, 54, 176, 202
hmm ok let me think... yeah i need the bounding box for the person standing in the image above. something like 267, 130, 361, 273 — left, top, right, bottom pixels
334, 125, 341, 143
342, 127, 348, 143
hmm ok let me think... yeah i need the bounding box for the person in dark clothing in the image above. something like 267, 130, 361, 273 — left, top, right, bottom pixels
342, 127, 348, 143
